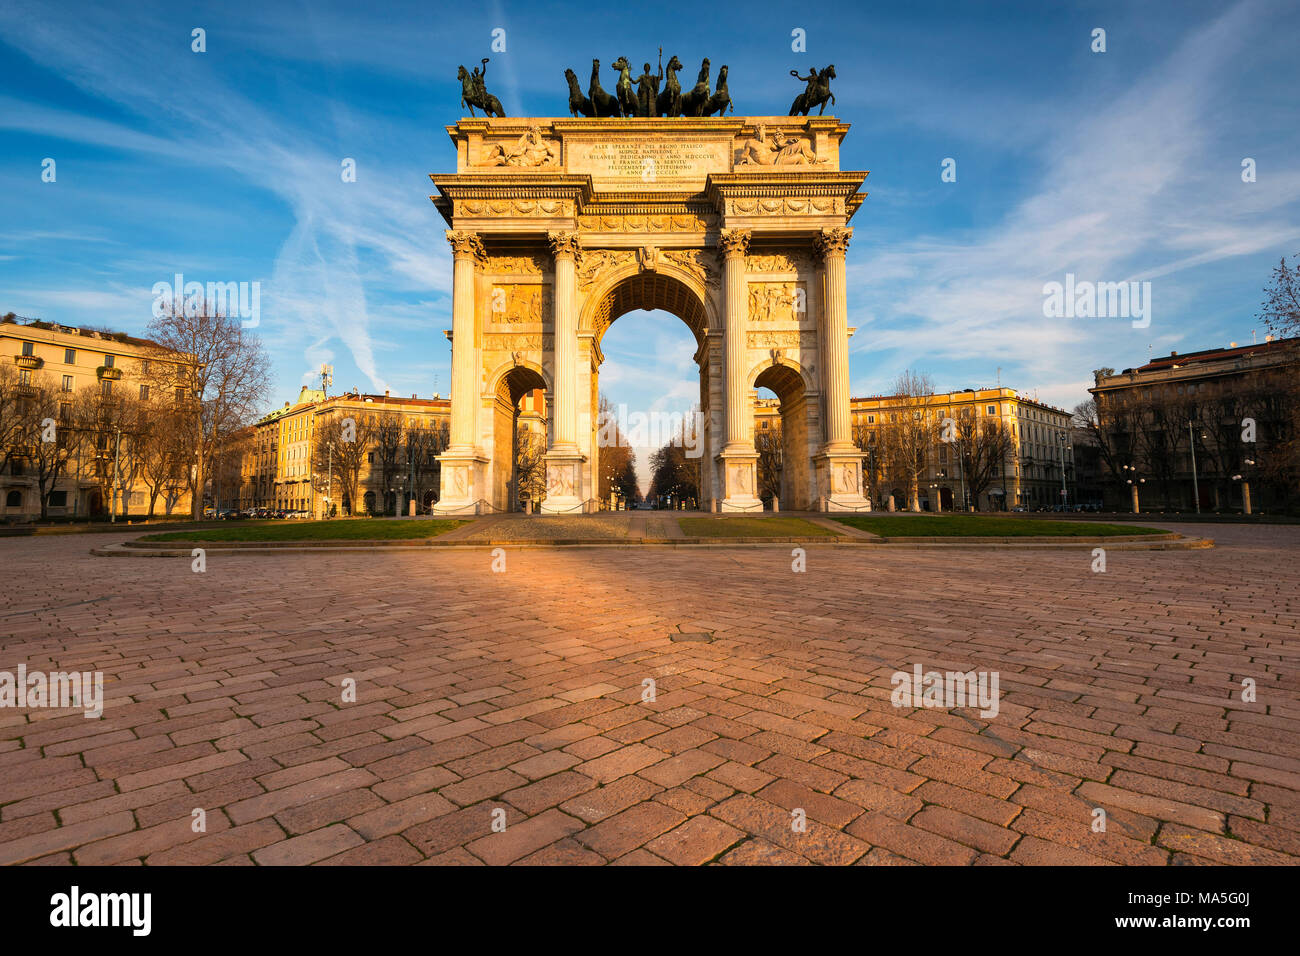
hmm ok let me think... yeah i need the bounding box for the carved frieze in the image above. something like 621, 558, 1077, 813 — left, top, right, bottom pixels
746, 330, 817, 349
748, 282, 807, 324
476, 127, 561, 168
459, 199, 572, 218
576, 214, 710, 233
662, 249, 718, 287
576, 249, 636, 290
487, 255, 543, 275
489, 284, 551, 324
746, 252, 812, 273
727, 197, 841, 216
734, 126, 827, 167
483, 332, 551, 351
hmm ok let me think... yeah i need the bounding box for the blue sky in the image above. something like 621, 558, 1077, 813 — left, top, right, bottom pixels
3, 0, 1298, 437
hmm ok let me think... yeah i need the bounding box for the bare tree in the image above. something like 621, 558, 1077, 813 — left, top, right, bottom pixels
11, 373, 78, 519
1258, 253, 1300, 338
952, 413, 1014, 510
137, 399, 192, 517
756, 420, 783, 502
311, 411, 374, 517
142, 300, 271, 518
407, 419, 449, 513
514, 423, 547, 508
371, 411, 404, 514
877, 370, 935, 511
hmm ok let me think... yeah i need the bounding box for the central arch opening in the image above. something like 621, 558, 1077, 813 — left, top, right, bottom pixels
589, 270, 713, 511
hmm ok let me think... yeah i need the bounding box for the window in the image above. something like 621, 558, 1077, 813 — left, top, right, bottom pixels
60, 403, 72, 421
367, 452, 375, 463
21, 341, 34, 356
19, 369, 31, 385
987, 405, 996, 416
103, 354, 115, 368
139, 385, 150, 401
47, 491, 67, 508
61, 375, 73, 392
101, 379, 112, 397
175, 387, 184, 401
5, 490, 21, 508
761, 420, 769, 428
867, 415, 875, 424
65, 348, 76, 364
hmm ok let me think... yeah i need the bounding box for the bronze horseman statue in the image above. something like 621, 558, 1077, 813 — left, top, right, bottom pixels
789, 64, 835, 115
458, 57, 506, 117
545, 52, 836, 116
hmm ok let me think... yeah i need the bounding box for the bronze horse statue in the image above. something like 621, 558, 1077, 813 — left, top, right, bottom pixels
679, 57, 711, 116
703, 64, 732, 116
611, 57, 638, 118
789, 64, 836, 116
457, 59, 505, 117
588, 58, 620, 117
655, 55, 684, 117
565, 68, 594, 117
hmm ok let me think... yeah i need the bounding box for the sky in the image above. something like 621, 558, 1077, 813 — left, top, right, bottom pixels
3, 0, 1298, 478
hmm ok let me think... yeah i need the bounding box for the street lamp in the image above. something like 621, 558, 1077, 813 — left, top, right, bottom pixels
928, 481, 943, 512
1057, 431, 1069, 510
1187, 421, 1201, 514
1121, 464, 1145, 514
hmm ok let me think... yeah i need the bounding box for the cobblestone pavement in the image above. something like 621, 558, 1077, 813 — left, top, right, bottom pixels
0, 522, 1296, 865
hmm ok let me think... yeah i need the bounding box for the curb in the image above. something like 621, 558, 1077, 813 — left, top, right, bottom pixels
92, 533, 1214, 556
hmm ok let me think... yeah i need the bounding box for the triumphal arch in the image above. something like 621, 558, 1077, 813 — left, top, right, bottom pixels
429, 115, 871, 514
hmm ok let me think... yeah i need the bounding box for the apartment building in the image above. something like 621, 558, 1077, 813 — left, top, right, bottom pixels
1, 315, 193, 519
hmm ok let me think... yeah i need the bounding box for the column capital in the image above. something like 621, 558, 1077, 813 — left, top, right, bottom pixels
717, 228, 752, 259
547, 231, 581, 260
815, 226, 853, 261
446, 230, 486, 263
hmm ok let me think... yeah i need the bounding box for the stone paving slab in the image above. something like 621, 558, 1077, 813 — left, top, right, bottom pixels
0, 522, 1295, 865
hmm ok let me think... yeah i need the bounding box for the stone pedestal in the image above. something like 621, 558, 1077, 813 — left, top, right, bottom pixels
434, 454, 489, 515
540, 453, 585, 515
816, 451, 871, 512
718, 450, 762, 512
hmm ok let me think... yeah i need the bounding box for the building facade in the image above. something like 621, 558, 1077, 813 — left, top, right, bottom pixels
227, 387, 453, 517
1, 316, 194, 519
754, 386, 1076, 510
1089, 336, 1299, 512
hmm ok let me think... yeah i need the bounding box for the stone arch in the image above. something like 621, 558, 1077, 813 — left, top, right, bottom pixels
488, 362, 550, 512
579, 262, 717, 345
752, 360, 815, 510
579, 265, 720, 508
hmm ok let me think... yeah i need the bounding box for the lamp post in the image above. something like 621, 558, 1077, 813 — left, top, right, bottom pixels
110, 426, 122, 523
1187, 421, 1201, 514
1058, 431, 1068, 510
1122, 464, 1145, 514
929, 481, 942, 512
1234, 458, 1256, 515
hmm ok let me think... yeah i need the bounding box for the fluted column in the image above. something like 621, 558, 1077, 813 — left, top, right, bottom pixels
446, 230, 485, 450
548, 231, 580, 453
720, 228, 751, 450
817, 227, 853, 450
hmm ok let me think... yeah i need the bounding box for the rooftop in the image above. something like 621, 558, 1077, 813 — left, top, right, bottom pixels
1130, 335, 1299, 373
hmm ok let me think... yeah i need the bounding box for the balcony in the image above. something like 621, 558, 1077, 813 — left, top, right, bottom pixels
96, 365, 123, 380
14, 354, 42, 370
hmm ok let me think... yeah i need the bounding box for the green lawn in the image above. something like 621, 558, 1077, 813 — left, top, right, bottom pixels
141, 519, 467, 542
677, 516, 835, 537
829, 515, 1167, 537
